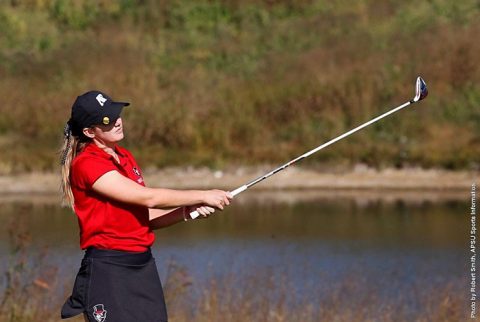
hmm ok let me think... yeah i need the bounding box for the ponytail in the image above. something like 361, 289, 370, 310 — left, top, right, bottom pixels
60, 122, 89, 209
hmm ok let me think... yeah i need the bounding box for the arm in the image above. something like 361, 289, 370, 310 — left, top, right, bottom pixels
92, 170, 231, 209
149, 205, 218, 230
149, 207, 183, 230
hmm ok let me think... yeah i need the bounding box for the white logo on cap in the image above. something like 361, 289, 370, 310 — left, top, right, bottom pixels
96, 94, 107, 107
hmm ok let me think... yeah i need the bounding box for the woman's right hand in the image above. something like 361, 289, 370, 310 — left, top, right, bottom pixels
202, 189, 233, 210
191, 205, 216, 218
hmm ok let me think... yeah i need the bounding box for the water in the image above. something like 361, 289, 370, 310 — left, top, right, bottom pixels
0, 190, 470, 319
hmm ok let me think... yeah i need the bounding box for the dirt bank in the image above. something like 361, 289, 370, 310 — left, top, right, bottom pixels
0, 166, 476, 196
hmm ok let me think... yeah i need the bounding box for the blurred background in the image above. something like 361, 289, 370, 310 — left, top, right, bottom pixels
0, 1, 479, 322
0, 0, 478, 172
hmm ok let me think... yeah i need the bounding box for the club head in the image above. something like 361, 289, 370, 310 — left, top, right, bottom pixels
412, 76, 428, 102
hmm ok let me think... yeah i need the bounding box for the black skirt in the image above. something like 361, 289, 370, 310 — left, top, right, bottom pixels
61, 248, 168, 322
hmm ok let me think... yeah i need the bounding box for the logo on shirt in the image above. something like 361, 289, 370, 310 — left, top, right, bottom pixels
133, 167, 141, 176
92, 304, 107, 322
133, 167, 144, 184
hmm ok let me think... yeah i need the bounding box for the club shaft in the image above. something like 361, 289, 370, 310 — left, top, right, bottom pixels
230, 100, 412, 196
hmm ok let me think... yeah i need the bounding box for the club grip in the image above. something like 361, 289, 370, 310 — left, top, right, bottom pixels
188, 185, 247, 220
189, 210, 200, 219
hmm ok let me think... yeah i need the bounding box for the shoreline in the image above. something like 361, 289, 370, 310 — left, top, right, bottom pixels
0, 166, 476, 195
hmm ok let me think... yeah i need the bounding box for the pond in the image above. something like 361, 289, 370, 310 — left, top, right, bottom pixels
0, 189, 471, 321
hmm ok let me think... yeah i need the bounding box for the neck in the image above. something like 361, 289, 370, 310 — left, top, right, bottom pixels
93, 139, 118, 160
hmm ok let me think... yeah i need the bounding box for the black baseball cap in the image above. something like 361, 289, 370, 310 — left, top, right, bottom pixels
68, 90, 129, 137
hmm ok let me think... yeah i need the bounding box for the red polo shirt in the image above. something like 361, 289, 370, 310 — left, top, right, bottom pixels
70, 143, 154, 252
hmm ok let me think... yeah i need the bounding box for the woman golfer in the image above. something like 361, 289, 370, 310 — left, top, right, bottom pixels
60, 90, 232, 322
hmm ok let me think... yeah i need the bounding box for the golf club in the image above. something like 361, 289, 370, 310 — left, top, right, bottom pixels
190, 76, 428, 219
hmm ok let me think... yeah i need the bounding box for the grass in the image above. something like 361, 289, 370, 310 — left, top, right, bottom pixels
0, 0, 479, 173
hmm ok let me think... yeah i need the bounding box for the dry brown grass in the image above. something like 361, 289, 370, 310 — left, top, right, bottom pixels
0, 1, 478, 173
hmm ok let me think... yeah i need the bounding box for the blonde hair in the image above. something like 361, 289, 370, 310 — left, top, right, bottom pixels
60, 125, 89, 209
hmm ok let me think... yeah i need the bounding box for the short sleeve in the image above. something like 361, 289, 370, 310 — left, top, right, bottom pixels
71, 156, 117, 190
